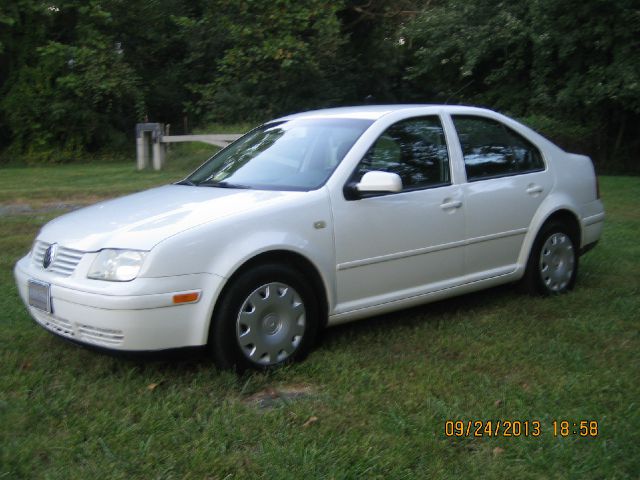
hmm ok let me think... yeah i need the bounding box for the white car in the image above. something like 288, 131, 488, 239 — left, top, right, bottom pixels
14, 105, 605, 370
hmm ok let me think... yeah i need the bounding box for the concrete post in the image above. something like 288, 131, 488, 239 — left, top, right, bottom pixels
152, 139, 165, 171
136, 123, 165, 170
136, 134, 148, 170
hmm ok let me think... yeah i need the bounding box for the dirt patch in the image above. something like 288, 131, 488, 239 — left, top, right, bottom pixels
243, 384, 317, 409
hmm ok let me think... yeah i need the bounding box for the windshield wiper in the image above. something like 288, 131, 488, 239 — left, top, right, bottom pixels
174, 179, 196, 186
198, 181, 251, 189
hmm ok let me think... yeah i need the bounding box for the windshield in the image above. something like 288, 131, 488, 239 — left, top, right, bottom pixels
184, 118, 373, 190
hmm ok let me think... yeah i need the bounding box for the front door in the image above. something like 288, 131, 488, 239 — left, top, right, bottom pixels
332, 115, 466, 314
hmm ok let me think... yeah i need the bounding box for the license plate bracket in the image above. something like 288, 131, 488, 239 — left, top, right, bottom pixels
28, 279, 52, 313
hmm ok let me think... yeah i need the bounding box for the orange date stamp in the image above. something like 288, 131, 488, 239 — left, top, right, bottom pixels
444, 420, 599, 438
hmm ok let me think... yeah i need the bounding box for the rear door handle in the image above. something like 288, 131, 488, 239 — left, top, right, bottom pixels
441, 199, 462, 210
526, 184, 544, 195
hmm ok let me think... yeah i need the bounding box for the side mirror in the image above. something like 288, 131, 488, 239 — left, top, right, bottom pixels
357, 171, 402, 193
343, 171, 403, 200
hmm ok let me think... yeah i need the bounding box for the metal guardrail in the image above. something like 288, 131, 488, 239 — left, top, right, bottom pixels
136, 123, 243, 170
162, 134, 243, 148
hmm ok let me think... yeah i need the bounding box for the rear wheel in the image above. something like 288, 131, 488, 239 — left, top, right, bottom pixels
523, 221, 578, 295
209, 263, 319, 371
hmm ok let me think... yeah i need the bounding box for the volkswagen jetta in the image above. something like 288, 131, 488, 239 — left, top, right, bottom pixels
14, 105, 605, 370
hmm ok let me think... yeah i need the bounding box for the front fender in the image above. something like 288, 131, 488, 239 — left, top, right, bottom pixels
140, 187, 337, 313
207, 230, 336, 309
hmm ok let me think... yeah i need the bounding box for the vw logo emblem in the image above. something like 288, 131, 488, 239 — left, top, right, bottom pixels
43, 243, 58, 269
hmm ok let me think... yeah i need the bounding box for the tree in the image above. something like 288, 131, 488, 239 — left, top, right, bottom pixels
187, 0, 350, 123
1, 1, 142, 163
1, 0, 638, 171
402, 0, 533, 109
401, 0, 640, 172
527, 0, 640, 169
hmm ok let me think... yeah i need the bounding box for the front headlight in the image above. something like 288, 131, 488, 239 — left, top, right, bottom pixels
87, 249, 147, 282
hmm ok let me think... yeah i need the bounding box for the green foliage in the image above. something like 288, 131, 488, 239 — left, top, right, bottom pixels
0, 0, 639, 171
335, 0, 415, 103
403, 0, 532, 109
401, 0, 640, 172
519, 115, 592, 156
528, 0, 640, 114
187, 1, 349, 123
0, 1, 143, 163
101, 0, 199, 123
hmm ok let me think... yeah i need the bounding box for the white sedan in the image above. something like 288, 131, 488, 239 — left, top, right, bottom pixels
14, 105, 605, 370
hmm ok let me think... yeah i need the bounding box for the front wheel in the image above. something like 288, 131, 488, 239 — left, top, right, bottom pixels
209, 263, 320, 371
523, 221, 579, 295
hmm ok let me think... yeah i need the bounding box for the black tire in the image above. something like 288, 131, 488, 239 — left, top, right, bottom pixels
522, 220, 579, 295
208, 263, 320, 371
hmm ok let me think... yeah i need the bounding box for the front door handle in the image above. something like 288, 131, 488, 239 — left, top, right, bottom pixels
526, 184, 544, 195
441, 199, 462, 210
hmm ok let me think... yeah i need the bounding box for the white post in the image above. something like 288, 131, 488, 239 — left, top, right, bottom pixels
136, 134, 148, 170
152, 140, 165, 171
136, 123, 164, 170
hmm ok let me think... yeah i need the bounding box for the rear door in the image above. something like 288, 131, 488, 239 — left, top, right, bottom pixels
450, 115, 553, 277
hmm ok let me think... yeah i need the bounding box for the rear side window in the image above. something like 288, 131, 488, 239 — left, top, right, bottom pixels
452, 115, 544, 181
351, 116, 451, 191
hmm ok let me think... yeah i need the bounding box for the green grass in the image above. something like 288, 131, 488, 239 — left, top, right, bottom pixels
0, 171, 638, 479
0, 143, 219, 206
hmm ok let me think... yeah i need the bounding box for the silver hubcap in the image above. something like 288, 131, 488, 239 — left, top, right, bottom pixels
539, 232, 574, 292
236, 282, 306, 366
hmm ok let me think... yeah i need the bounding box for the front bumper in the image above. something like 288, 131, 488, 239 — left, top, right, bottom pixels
14, 255, 225, 351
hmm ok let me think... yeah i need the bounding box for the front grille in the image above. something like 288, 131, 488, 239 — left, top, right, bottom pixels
32, 241, 84, 276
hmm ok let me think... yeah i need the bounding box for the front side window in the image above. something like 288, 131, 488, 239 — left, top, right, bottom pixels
350, 116, 451, 191
185, 118, 373, 191
452, 115, 544, 181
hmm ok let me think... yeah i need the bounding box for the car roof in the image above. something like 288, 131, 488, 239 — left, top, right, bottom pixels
276, 104, 495, 121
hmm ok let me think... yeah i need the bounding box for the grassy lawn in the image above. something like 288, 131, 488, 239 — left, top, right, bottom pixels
1, 162, 638, 478
0, 143, 219, 206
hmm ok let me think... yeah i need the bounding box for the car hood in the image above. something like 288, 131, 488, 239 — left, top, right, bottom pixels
38, 185, 304, 251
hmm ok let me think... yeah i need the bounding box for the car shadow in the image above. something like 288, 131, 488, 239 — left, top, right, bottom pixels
320, 283, 518, 347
